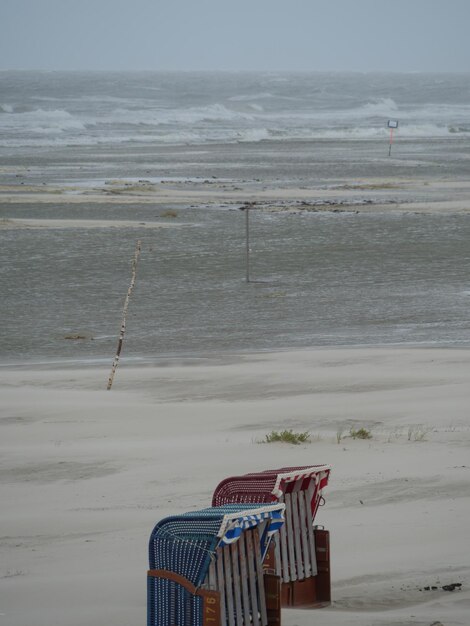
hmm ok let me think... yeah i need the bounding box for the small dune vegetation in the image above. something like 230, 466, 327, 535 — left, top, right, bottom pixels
263, 429, 311, 445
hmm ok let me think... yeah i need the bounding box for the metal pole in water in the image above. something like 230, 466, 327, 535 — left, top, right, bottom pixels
245, 207, 250, 283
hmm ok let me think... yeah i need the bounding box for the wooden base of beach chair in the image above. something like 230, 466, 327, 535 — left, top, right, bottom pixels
281, 576, 330, 608
280, 528, 331, 608
148, 568, 281, 626
147, 569, 222, 626
264, 573, 281, 626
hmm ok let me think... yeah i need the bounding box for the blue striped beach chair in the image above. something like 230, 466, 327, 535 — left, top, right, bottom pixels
148, 503, 285, 626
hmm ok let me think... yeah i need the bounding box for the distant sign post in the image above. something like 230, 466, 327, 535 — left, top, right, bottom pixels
387, 119, 399, 156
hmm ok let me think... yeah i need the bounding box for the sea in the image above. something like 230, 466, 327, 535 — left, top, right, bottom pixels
1, 71, 470, 364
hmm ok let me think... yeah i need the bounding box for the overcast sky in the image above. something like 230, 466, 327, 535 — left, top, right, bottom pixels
1, 0, 469, 72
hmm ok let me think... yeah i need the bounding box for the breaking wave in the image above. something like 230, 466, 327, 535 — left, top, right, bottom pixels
0, 108, 86, 135
357, 98, 399, 116
103, 103, 254, 127
1, 94, 469, 149
229, 92, 275, 102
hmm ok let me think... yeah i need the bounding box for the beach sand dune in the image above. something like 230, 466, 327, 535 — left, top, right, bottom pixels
1, 347, 469, 626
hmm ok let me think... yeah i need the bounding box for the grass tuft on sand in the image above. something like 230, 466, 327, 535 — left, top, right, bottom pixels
262, 429, 311, 445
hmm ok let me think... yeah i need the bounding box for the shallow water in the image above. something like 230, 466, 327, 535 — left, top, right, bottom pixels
1, 207, 469, 363
2, 72, 470, 363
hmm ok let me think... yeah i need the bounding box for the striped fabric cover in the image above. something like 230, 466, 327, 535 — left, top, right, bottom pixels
212, 466, 331, 588
148, 503, 285, 626
212, 465, 331, 516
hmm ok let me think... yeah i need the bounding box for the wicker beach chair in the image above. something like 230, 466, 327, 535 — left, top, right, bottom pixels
148, 503, 285, 626
212, 465, 331, 608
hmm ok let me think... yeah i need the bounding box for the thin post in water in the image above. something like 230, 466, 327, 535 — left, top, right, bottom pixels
107, 239, 141, 390
245, 206, 250, 283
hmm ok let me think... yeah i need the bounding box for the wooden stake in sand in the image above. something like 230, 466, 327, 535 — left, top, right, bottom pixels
107, 240, 141, 390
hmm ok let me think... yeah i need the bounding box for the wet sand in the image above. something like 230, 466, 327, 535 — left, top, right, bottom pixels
0, 218, 185, 229
1, 177, 470, 213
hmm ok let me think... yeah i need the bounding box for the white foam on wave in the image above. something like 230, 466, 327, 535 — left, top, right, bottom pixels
401, 102, 470, 122
308, 123, 465, 139
229, 92, 275, 102
22, 97, 465, 130
400, 123, 466, 137
104, 103, 254, 127
1, 121, 467, 149
0, 108, 85, 134
357, 98, 399, 116
153, 131, 203, 144
2, 95, 469, 149
236, 128, 271, 142
285, 99, 400, 122
229, 92, 301, 103
236, 122, 467, 141
265, 98, 470, 125
0, 134, 125, 148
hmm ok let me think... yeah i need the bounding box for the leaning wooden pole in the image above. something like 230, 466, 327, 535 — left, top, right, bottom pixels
107, 240, 142, 390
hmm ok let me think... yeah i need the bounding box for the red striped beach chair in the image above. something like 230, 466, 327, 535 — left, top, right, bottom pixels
212, 465, 331, 608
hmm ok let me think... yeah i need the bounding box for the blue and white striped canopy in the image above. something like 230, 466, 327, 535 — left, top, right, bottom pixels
149, 503, 285, 586
218, 506, 284, 556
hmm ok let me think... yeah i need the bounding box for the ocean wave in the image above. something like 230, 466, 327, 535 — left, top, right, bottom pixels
401, 103, 470, 122
263, 99, 470, 125
357, 98, 399, 116
1, 121, 468, 148
4, 98, 469, 138
236, 128, 271, 142
0, 108, 86, 133
0, 131, 208, 148
232, 124, 468, 141
307, 123, 467, 139
229, 92, 275, 102
87, 102, 255, 128
1, 98, 469, 149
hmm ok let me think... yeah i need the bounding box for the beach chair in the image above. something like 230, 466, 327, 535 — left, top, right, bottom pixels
212, 465, 331, 608
147, 503, 285, 626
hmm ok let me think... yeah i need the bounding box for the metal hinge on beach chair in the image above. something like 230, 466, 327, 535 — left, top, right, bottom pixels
212, 465, 331, 608
147, 503, 285, 626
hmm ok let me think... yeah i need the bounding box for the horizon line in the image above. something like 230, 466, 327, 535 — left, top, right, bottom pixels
2, 67, 470, 75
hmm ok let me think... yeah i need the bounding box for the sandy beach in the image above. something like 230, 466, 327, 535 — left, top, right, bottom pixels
1, 347, 469, 626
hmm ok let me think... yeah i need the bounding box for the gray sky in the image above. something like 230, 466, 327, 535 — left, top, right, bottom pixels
1, 0, 469, 72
